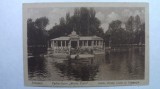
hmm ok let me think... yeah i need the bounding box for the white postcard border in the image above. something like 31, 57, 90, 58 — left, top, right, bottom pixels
23, 2, 149, 87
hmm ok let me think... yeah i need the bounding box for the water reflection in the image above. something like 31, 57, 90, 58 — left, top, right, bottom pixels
54, 58, 99, 81
28, 56, 49, 80
28, 47, 145, 81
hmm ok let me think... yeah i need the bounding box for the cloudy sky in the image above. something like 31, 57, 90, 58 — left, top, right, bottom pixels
27, 7, 145, 32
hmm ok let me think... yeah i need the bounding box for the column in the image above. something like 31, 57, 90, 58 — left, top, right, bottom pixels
69, 40, 71, 48
83, 41, 84, 47
51, 40, 55, 53
103, 41, 105, 48
96, 41, 97, 46
53, 40, 54, 48
91, 41, 94, 48
68, 41, 71, 55
55, 41, 57, 48
51, 40, 53, 48
98, 40, 101, 47
77, 40, 79, 47
61, 41, 62, 47
65, 40, 66, 47
102, 41, 104, 48
101, 40, 102, 48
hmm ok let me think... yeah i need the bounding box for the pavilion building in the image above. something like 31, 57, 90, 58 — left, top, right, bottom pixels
50, 31, 104, 54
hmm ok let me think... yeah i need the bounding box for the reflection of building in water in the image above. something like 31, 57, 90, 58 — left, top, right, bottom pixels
54, 57, 100, 81
50, 30, 105, 54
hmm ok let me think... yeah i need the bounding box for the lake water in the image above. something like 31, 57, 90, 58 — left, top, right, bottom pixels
28, 47, 145, 81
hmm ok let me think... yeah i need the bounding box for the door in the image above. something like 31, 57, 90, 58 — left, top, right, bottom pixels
71, 41, 77, 48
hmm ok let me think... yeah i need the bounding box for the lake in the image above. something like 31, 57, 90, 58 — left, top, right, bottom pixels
28, 47, 145, 81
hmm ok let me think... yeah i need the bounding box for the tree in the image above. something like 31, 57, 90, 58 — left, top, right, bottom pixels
35, 17, 49, 30
27, 17, 49, 55
34, 17, 49, 46
134, 15, 142, 44
48, 7, 104, 39
108, 20, 122, 31
27, 18, 37, 46
59, 17, 66, 26
105, 20, 127, 46
126, 16, 134, 32
134, 15, 141, 31
140, 23, 145, 44
65, 12, 70, 24
125, 16, 135, 44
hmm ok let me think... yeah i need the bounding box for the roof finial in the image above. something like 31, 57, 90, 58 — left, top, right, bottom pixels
71, 27, 77, 36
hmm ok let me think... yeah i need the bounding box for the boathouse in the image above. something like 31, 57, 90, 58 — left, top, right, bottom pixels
50, 31, 104, 54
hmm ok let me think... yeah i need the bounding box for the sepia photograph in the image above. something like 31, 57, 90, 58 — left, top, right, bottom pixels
23, 3, 149, 87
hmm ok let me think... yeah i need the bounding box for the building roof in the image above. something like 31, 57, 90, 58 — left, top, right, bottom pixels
51, 36, 103, 41
51, 37, 70, 40
51, 31, 103, 41
80, 36, 103, 40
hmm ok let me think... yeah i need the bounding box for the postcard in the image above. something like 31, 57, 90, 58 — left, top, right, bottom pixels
23, 2, 149, 87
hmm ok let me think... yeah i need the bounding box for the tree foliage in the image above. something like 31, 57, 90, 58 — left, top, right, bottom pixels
27, 17, 49, 55
27, 8, 145, 52
105, 20, 128, 46
105, 15, 145, 47
48, 7, 104, 39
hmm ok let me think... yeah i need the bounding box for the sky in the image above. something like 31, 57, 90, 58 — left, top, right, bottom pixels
27, 7, 145, 32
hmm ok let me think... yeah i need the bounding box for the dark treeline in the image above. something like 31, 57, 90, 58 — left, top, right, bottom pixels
27, 17, 49, 55
104, 15, 145, 47
27, 7, 145, 55
48, 7, 104, 39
